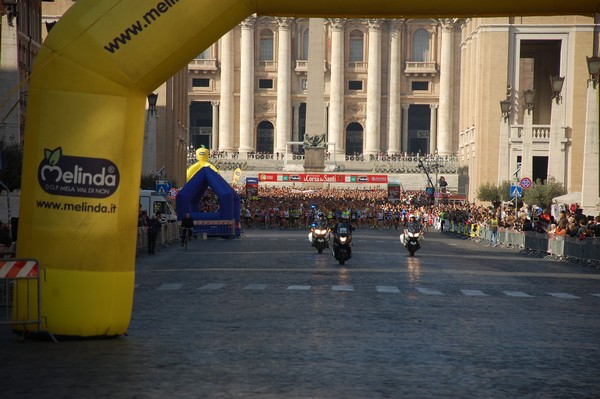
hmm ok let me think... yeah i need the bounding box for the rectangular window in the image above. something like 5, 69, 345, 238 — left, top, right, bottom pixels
348, 80, 363, 91
411, 81, 429, 91
259, 79, 274, 89
192, 78, 210, 88
259, 38, 274, 61
300, 78, 308, 91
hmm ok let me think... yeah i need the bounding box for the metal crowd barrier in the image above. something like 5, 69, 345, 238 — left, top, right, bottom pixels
194, 220, 236, 238
455, 223, 600, 262
137, 222, 180, 253
0, 259, 56, 342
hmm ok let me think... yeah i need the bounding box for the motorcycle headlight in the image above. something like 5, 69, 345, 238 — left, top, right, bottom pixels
339, 236, 348, 243
315, 229, 326, 235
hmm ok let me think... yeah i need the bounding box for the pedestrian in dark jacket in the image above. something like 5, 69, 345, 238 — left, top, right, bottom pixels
147, 215, 161, 254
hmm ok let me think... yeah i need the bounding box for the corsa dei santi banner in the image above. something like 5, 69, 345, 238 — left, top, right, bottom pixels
258, 173, 389, 184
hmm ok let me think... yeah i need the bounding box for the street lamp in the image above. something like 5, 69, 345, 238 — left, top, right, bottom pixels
586, 56, 600, 88
550, 76, 565, 104
500, 99, 511, 120
147, 93, 158, 115
523, 89, 535, 114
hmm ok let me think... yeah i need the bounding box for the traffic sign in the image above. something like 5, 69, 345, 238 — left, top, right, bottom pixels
519, 177, 533, 190
156, 180, 172, 196
168, 188, 178, 199
510, 184, 522, 198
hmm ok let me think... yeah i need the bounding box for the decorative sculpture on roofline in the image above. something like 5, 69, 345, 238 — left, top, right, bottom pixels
302, 133, 327, 149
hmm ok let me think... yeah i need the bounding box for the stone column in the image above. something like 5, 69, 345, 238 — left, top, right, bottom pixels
402, 104, 410, 153
364, 19, 383, 157
211, 101, 220, 150
327, 18, 346, 158
239, 16, 256, 157
438, 19, 455, 155
218, 31, 233, 151
275, 17, 293, 155
581, 81, 600, 214
306, 18, 326, 137
0, 17, 19, 143
547, 96, 567, 185
429, 104, 438, 154
387, 20, 403, 155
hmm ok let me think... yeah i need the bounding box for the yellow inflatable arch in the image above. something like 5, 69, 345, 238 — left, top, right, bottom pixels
19, 0, 598, 337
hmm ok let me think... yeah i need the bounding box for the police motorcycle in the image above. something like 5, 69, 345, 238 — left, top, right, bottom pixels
399, 214, 423, 256
331, 213, 353, 265
308, 212, 330, 254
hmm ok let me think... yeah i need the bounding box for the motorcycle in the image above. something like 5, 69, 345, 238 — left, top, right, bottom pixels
309, 224, 330, 254
332, 225, 352, 265
400, 223, 423, 256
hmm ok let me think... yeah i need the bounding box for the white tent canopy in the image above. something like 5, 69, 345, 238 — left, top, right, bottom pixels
552, 192, 582, 205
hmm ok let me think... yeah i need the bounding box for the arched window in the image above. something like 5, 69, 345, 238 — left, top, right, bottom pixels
257, 121, 274, 153
259, 29, 274, 61
301, 28, 309, 60
345, 122, 364, 156
412, 29, 430, 62
349, 30, 364, 62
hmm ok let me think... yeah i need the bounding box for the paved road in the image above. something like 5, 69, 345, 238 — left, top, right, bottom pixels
2, 228, 600, 398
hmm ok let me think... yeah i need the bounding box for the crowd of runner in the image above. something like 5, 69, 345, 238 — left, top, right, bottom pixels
228, 186, 599, 238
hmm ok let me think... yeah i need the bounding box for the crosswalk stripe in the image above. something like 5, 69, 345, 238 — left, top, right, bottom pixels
460, 290, 487, 296
287, 285, 312, 290
548, 293, 580, 299
503, 291, 533, 297
157, 283, 182, 291
376, 286, 400, 293
199, 283, 225, 290
244, 284, 268, 290
416, 288, 444, 295
332, 285, 354, 292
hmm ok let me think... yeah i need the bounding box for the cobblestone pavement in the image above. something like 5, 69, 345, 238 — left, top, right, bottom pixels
2, 228, 600, 398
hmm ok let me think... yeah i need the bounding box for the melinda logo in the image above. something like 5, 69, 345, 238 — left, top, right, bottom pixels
37, 147, 120, 198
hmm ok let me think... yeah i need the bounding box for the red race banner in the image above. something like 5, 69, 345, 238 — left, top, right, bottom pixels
257, 173, 388, 184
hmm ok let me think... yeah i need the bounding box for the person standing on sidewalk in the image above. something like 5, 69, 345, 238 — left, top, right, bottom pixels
147, 215, 161, 255
489, 213, 499, 246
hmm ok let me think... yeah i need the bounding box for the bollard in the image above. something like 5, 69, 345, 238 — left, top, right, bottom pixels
202, 233, 207, 240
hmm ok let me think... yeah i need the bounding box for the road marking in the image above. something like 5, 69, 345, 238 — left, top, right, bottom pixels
416, 287, 444, 295
199, 283, 225, 290
287, 285, 312, 290
460, 289, 487, 296
244, 284, 268, 290
503, 291, 533, 297
157, 283, 182, 291
593, 294, 600, 298
547, 293, 580, 299
376, 286, 400, 293
332, 285, 354, 292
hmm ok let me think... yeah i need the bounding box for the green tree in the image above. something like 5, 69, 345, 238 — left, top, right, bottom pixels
522, 177, 566, 210
476, 182, 501, 208
140, 174, 178, 190
0, 141, 23, 191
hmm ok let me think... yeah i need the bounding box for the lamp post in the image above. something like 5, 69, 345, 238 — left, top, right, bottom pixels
147, 93, 158, 116
521, 89, 534, 183
142, 93, 159, 175
586, 56, 600, 88
548, 76, 566, 185
498, 88, 511, 184
550, 76, 565, 104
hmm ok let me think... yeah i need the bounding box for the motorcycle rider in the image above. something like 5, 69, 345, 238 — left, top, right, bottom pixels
308, 211, 329, 245
400, 214, 423, 245
331, 211, 353, 258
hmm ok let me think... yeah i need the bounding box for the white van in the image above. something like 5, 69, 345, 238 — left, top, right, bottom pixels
139, 189, 177, 222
